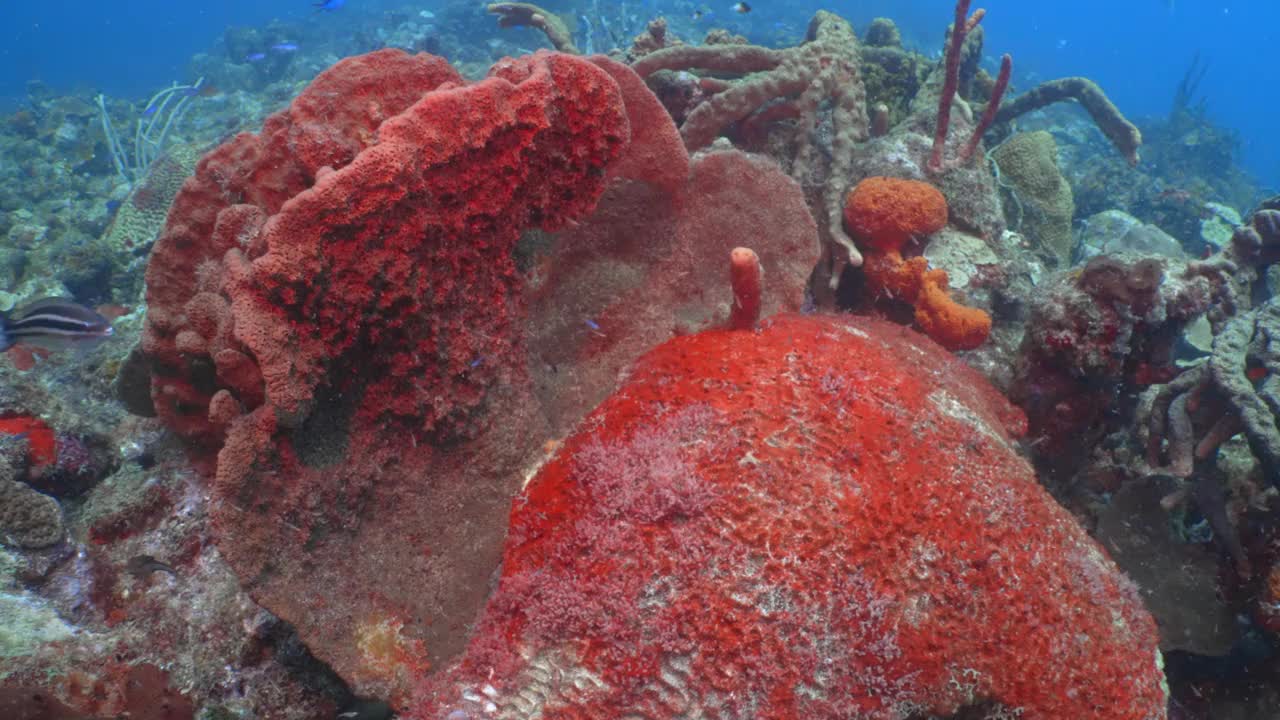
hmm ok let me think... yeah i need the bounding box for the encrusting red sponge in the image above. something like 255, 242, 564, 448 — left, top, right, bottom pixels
0, 414, 57, 471
410, 312, 1167, 720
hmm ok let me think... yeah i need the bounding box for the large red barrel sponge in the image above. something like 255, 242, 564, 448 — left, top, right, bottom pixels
142, 48, 469, 441
844, 176, 992, 351
138, 49, 631, 701
223, 51, 630, 435
411, 313, 1167, 720
143, 48, 630, 446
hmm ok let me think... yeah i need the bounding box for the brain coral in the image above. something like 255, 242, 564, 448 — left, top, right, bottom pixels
411, 313, 1167, 720
0, 458, 63, 549
990, 131, 1074, 263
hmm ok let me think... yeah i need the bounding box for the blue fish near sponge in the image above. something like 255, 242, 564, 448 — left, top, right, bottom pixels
0, 298, 114, 353
313, 0, 345, 11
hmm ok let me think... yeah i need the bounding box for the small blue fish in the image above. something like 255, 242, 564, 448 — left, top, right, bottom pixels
584, 319, 601, 331
245, 52, 267, 62
271, 42, 299, 53
313, 0, 345, 11
469, 356, 484, 368
140, 104, 158, 117
105, 199, 122, 214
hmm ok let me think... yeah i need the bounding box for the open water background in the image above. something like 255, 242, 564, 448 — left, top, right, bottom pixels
0, 0, 1275, 190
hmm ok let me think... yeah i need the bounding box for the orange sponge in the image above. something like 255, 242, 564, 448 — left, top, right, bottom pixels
843, 177, 990, 351
915, 271, 993, 351
843, 176, 948, 252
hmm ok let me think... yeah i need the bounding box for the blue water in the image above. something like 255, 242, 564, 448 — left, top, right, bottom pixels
1, 0, 1277, 190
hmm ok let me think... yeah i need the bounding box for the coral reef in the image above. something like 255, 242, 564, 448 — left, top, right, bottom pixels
1139, 208, 1280, 485
1012, 252, 1233, 474
0, 319, 346, 719
633, 11, 870, 274
0, 443, 359, 719
138, 48, 629, 702
1010, 204, 1280, 720
1022, 203, 1278, 482
12, 0, 1278, 715
411, 313, 1166, 719
1140, 299, 1280, 485
1011, 54, 1260, 268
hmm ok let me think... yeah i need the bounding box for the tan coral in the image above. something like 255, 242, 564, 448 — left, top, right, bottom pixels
486, 3, 578, 54
633, 11, 870, 274
0, 458, 64, 549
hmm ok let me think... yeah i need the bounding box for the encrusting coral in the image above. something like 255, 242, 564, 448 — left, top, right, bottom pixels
0, 457, 63, 549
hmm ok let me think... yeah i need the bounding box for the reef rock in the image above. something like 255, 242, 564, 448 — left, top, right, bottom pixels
1075, 209, 1187, 262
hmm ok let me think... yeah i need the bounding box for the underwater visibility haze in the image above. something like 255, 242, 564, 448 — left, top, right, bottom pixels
1, 1, 1280, 719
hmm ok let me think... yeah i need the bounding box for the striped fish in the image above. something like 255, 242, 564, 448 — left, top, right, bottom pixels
0, 297, 114, 353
